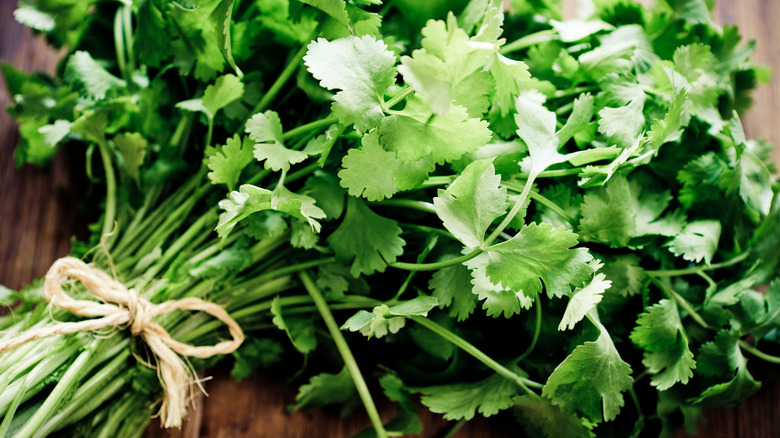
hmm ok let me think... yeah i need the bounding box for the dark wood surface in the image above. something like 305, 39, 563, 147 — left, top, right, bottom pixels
1, 1, 779, 437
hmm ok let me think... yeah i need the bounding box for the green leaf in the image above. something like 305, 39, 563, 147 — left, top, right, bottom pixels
433, 159, 508, 248
338, 130, 401, 201
271, 296, 318, 354
693, 330, 760, 406
379, 95, 491, 164
207, 134, 253, 190
667, 220, 721, 265
64, 51, 126, 100
271, 183, 326, 232
380, 374, 423, 435
202, 74, 245, 116
543, 318, 633, 422
559, 273, 611, 331
398, 13, 499, 115
600, 254, 645, 297
291, 367, 358, 413
429, 262, 478, 322
246, 111, 309, 172
328, 197, 405, 276
113, 133, 147, 182
513, 395, 592, 438
299, 0, 350, 28
38, 120, 71, 147
630, 299, 696, 390
304, 35, 397, 131
216, 184, 273, 239
467, 223, 595, 301
341, 296, 439, 338
231, 338, 283, 382
188, 248, 252, 278
0, 286, 21, 307
418, 373, 520, 421
598, 97, 645, 148
514, 93, 567, 176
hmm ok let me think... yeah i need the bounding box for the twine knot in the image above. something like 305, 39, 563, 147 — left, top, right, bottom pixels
0, 257, 244, 428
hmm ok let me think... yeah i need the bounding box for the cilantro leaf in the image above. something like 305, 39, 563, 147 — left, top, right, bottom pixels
543, 318, 633, 422
202, 74, 245, 116
559, 273, 612, 331
291, 367, 358, 414
341, 296, 438, 338
418, 373, 520, 421
304, 36, 397, 131
466, 223, 595, 301
693, 330, 760, 406
338, 130, 400, 201
513, 395, 593, 438
113, 132, 147, 183
271, 183, 326, 232
216, 184, 273, 239
271, 296, 318, 354
398, 12, 500, 115
64, 51, 126, 100
630, 299, 696, 390
328, 197, 405, 276
380, 374, 423, 435
429, 262, 478, 322
207, 134, 253, 190
433, 159, 507, 248
667, 220, 722, 265
246, 111, 308, 172
379, 95, 492, 164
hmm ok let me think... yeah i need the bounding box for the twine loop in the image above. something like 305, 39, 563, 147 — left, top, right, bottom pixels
0, 257, 244, 428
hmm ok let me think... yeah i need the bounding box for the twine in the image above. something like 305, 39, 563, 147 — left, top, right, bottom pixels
0, 257, 244, 428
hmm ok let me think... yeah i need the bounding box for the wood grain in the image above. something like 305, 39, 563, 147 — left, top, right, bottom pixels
1, 1, 778, 437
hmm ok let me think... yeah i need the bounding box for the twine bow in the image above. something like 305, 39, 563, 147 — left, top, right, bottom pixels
0, 257, 244, 428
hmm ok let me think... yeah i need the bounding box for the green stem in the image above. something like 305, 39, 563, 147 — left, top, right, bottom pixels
647, 275, 712, 330
383, 85, 414, 111
282, 116, 339, 141
97, 141, 118, 244
122, 5, 134, 74
246, 43, 308, 124
205, 116, 215, 148
410, 316, 542, 394
372, 199, 436, 214
388, 248, 482, 272
484, 174, 536, 247
739, 340, 780, 365
13, 341, 99, 438
552, 85, 598, 99
645, 252, 750, 277
300, 272, 389, 438
504, 180, 576, 224
514, 298, 542, 364
500, 30, 559, 55
113, 8, 128, 83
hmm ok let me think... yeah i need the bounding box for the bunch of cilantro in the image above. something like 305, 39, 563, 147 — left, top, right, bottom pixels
2, 0, 780, 436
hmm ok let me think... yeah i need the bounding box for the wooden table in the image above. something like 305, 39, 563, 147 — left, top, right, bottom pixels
2, 1, 779, 437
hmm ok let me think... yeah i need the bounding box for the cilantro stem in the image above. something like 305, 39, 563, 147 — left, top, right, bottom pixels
646, 275, 712, 330
300, 272, 389, 438
388, 248, 482, 272
247, 44, 308, 122
514, 297, 542, 364
410, 316, 543, 395
644, 252, 750, 277
416, 176, 455, 189
97, 141, 118, 245
483, 175, 536, 247
738, 340, 780, 365
504, 181, 576, 224
281, 116, 339, 141
383, 85, 414, 111
113, 8, 128, 83
122, 5, 135, 74
13, 340, 99, 438
552, 86, 598, 100
500, 30, 559, 55
373, 199, 436, 214
440, 420, 466, 438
